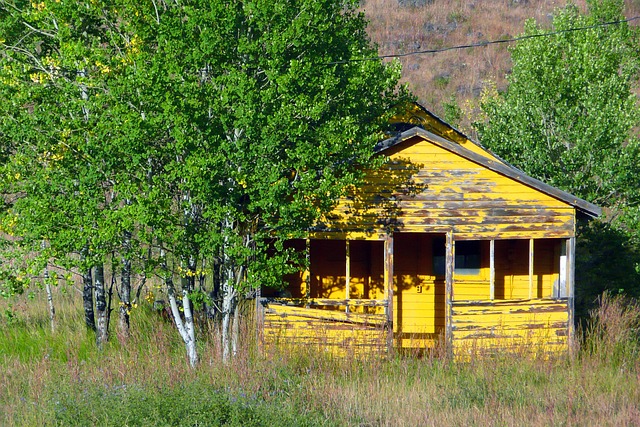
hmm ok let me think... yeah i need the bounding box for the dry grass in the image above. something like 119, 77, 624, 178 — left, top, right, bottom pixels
2, 287, 640, 426
362, 0, 640, 130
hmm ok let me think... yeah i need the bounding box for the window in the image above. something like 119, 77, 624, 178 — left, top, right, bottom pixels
433, 239, 482, 276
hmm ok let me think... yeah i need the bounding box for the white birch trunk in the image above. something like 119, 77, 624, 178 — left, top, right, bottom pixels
221, 215, 243, 363
231, 299, 240, 357
161, 249, 198, 367
221, 279, 237, 362
119, 230, 132, 339
182, 287, 198, 367
45, 277, 55, 333
94, 264, 108, 348
167, 283, 199, 366
41, 241, 55, 333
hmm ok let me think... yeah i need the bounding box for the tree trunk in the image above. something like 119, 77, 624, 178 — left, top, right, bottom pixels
45, 282, 55, 333
221, 278, 238, 363
41, 241, 55, 333
82, 269, 96, 332
94, 264, 108, 348
119, 230, 132, 339
231, 298, 240, 357
182, 285, 197, 366
162, 249, 198, 367
180, 258, 198, 366
220, 216, 247, 363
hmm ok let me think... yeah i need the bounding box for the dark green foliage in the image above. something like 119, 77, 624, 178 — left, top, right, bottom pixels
0, 0, 406, 345
442, 95, 463, 128
475, 0, 640, 309
477, 0, 640, 206
576, 219, 640, 318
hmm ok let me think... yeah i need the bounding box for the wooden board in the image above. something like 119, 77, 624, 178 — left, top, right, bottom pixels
261, 303, 388, 356
318, 135, 576, 240
451, 299, 569, 357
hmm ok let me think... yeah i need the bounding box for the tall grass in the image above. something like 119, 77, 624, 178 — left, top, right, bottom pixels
582, 292, 640, 367
2, 288, 640, 426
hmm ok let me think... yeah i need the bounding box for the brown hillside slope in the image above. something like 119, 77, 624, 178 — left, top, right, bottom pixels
363, 0, 640, 132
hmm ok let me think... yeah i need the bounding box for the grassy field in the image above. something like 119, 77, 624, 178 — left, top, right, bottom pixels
2, 289, 640, 426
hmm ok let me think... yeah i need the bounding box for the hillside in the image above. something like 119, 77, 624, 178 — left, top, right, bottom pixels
363, 0, 640, 133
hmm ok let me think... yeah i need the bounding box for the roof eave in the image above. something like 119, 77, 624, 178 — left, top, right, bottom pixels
376, 127, 602, 218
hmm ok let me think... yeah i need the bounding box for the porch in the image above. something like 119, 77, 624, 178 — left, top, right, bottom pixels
258, 233, 575, 356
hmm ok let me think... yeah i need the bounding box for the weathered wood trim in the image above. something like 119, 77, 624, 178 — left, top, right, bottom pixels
529, 238, 534, 299
452, 298, 567, 306
304, 238, 311, 301
260, 298, 388, 307
384, 235, 394, 352
375, 127, 601, 217
450, 298, 569, 356
567, 236, 576, 353
264, 304, 386, 326
490, 240, 495, 301
445, 231, 454, 356
345, 240, 350, 313
309, 231, 387, 241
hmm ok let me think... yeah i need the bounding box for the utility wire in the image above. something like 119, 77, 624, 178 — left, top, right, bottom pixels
327, 15, 640, 65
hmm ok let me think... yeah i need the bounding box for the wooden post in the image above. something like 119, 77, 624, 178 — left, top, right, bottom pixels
567, 237, 576, 353
489, 240, 495, 301
384, 236, 394, 353
304, 238, 311, 301
345, 240, 351, 313
445, 232, 454, 356
529, 238, 535, 299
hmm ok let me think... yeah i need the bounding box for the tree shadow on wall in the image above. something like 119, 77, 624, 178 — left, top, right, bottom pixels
312, 156, 426, 236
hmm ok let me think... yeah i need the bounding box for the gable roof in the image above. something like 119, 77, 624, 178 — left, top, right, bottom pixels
376, 125, 602, 218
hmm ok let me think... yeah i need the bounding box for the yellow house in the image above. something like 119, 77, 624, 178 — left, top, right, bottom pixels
258, 103, 600, 357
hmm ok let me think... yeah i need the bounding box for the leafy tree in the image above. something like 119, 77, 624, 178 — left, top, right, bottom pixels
0, 0, 405, 365
474, 0, 640, 313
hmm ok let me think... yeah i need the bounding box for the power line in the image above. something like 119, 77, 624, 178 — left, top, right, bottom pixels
327, 15, 640, 65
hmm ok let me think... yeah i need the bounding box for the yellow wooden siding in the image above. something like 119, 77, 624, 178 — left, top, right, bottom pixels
261, 128, 575, 355
323, 136, 575, 240
310, 240, 347, 300
390, 102, 499, 161
261, 304, 387, 356
451, 299, 568, 356
392, 234, 445, 347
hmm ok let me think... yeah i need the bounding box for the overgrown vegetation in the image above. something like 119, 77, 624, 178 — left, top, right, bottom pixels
2, 289, 640, 426
0, 0, 405, 365
1, 1, 639, 423
473, 0, 640, 313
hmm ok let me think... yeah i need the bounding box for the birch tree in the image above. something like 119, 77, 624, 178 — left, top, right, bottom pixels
0, 0, 405, 365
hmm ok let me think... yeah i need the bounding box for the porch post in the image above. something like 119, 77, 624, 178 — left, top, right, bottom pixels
345, 240, 350, 313
445, 232, 454, 356
529, 239, 535, 299
567, 237, 576, 353
384, 235, 394, 352
304, 238, 311, 301
489, 240, 495, 300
